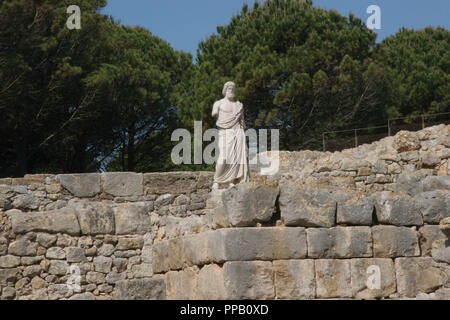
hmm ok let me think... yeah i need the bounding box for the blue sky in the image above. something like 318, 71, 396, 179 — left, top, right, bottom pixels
100, 0, 450, 59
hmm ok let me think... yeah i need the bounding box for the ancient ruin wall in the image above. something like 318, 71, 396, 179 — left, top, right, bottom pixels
0, 124, 449, 300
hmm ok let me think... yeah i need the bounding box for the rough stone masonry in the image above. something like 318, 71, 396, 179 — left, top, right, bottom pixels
0, 124, 449, 300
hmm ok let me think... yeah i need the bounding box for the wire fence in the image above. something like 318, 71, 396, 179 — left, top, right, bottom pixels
322, 112, 450, 152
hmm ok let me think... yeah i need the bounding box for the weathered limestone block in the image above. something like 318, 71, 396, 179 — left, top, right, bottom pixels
36, 233, 57, 248
273, 260, 315, 299
102, 172, 143, 197
223, 261, 275, 300
183, 233, 214, 267
372, 226, 420, 258
69, 292, 95, 300
306, 227, 372, 258
114, 278, 166, 300
0, 255, 21, 268
116, 237, 144, 250
422, 176, 450, 192
211, 227, 307, 263
48, 284, 73, 300
8, 238, 38, 256
415, 191, 450, 224
114, 203, 152, 235
431, 239, 450, 264
350, 258, 396, 299
46, 247, 66, 260
131, 263, 153, 278
65, 247, 87, 263
221, 183, 279, 227
166, 267, 199, 300
335, 191, 373, 226
440, 217, 450, 238
372, 192, 423, 226
8, 208, 80, 236
196, 264, 226, 300
395, 257, 446, 297
12, 194, 40, 210
419, 225, 447, 256
0, 268, 18, 285
48, 260, 69, 276
280, 184, 336, 227
144, 172, 200, 195
58, 173, 101, 197
394, 170, 435, 196
167, 237, 185, 271
69, 200, 115, 235
152, 241, 168, 274
393, 130, 420, 153
93, 256, 112, 273
315, 259, 352, 298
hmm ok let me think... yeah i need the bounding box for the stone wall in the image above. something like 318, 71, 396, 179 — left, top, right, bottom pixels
0, 172, 213, 300
0, 124, 449, 300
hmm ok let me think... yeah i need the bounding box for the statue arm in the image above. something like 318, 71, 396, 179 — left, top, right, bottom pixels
212, 101, 220, 118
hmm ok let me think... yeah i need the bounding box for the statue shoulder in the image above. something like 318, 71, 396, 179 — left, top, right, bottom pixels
214, 98, 226, 107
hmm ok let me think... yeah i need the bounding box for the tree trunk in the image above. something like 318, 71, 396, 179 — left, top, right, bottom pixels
127, 122, 136, 172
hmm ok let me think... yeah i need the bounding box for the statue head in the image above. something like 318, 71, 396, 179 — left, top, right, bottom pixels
222, 81, 236, 100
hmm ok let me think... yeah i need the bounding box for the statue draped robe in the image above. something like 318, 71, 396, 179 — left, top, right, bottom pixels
213, 98, 249, 184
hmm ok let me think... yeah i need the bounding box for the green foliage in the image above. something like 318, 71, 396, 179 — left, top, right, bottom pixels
180, 0, 389, 150
0, 0, 448, 177
374, 27, 450, 119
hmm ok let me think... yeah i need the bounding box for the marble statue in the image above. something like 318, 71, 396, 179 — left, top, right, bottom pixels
211, 81, 249, 189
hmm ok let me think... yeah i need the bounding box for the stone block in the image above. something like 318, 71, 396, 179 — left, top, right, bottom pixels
422, 176, 450, 192
65, 247, 87, 263
114, 278, 166, 300
335, 191, 373, 226
280, 184, 336, 227
8, 238, 38, 256
58, 173, 101, 197
114, 203, 152, 235
415, 191, 450, 224
144, 172, 199, 195
211, 227, 307, 263
431, 239, 450, 264
372, 192, 423, 226
315, 259, 352, 298
167, 237, 185, 270
131, 263, 153, 278
394, 170, 435, 196
306, 227, 372, 258
93, 256, 112, 273
221, 183, 279, 227
152, 241, 169, 274
46, 247, 66, 260
8, 208, 80, 236
196, 264, 226, 300
12, 194, 40, 210
102, 172, 143, 197
71, 201, 115, 235
116, 237, 144, 250
273, 260, 315, 299
223, 261, 275, 300
0, 268, 19, 285
372, 225, 420, 258
0, 255, 21, 268
419, 225, 447, 256
166, 267, 199, 300
395, 257, 446, 297
350, 258, 396, 299
48, 260, 69, 276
